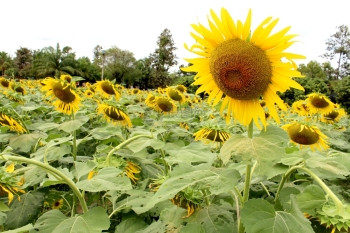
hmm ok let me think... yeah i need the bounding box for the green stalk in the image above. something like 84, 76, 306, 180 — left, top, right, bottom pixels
71, 113, 77, 162
106, 135, 153, 166
159, 149, 169, 175
275, 165, 344, 215
1, 153, 88, 213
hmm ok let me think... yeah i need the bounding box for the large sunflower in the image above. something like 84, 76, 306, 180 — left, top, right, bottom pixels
41, 78, 81, 115
182, 8, 305, 128
306, 93, 334, 115
152, 96, 177, 114
97, 103, 132, 127
0, 113, 27, 133
282, 122, 328, 151
95, 80, 121, 100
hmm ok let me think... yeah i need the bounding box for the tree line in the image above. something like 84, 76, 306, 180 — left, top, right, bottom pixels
1, 25, 350, 111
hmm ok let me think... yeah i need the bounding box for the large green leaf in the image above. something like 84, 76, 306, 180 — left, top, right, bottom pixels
90, 125, 123, 140
186, 205, 235, 233
241, 198, 314, 233
33, 207, 110, 233
114, 216, 148, 233
76, 167, 132, 192
220, 125, 288, 165
5, 192, 44, 229
3, 223, 34, 233
296, 185, 327, 215
133, 165, 239, 214
9, 132, 47, 153
58, 117, 89, 133
74, 160, 97, 181
126, 137, 163, 153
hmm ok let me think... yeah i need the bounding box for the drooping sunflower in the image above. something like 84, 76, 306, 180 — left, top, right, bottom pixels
95, 80, 121, 100
97, 103, 132, 127
124, 161, 141, 183
0, 163, 25, 204
176, 84, 187, 93
321, 105, 346, 123
194, 127, 230, 144
306, 93, 334, 115
282, 122, 328, 151
167, 87, 185, 103
182, 8, 305, 128
145, 93, 157, 108
60, 74, 72, 83
0, 77, 10, 88
41, 78, 81, 115
0, 112, 27, 133
152, 96, 177, 114
292, 100, 310, 116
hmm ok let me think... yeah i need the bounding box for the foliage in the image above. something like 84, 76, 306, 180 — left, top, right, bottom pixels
334, 75, 350, 112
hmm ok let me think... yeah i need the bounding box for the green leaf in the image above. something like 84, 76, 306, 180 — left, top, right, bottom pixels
31, 143, 71, 162
179, 223, 206, 233
133, 165, 239, 214
187, 205, 235, 233
126, 137, 157, 153
220, 125, 288, 165
115, 216, 148, 233
33, 207, 110, 233
76, 167, 132, 192
74, 160, 97, 181
22, 165, 47, 188
5, 192, 44, 229
3, 223, 33, 233
9, 132, 47, 153
58, 119, 87, 133
159, 205, 187, 230
27, 122, 59, 132
241, 198, 314, 233
296, 185, 327, 215
0, 211, 6, 225
90, 125, 123, 140
0, 201, 10, 211
135, 220, 166, 233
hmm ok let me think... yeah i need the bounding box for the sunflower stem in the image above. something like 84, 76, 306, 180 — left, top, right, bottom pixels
71, 113, 77, 162
106, 135, 153, 166
0, 153, 88, 213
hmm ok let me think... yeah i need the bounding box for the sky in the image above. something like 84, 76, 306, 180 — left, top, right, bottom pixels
2, 0, 350, 67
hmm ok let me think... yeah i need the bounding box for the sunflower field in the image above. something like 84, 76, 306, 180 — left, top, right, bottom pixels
1, 8, 350, 233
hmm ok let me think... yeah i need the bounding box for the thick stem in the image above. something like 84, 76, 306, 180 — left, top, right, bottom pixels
1, 154, 88, 213
71, 113, 77, 162
106, 135, 153, 166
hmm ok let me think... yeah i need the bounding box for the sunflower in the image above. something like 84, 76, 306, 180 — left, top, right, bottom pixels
282, 122, 328, 151
194, 127, 230, 144
182, 8, 305, 128
60, 74, 72, 83
152, 97, 177, 114
167, 87, 185, 103
292, 100, 310, 116
0, 77, 10, 88
145, 93, 156, 107
321, 104, 346, 123
0, 163, 25, 204
97, 103, 132, 127
41, 78, 81, 115
179, 122, 190, 131
0, 113, 27, 133
131, 88, 141, 95
171, 187, 202, 218
176, 84, 187, 93
306, 93, 334, 115
84, 89, 94, 98
95, 80, 120, 100
51, 199, 64, 209
124, 161, 141, 183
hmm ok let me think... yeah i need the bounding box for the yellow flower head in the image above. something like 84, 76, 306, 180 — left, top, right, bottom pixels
306, 93, 334, 115
167, 87, 185, 103
282, 122, 329, 151
124, 161, 141, 183
41, 78, 81, 115
0, 77, 10, 88
60, 74, 73, 83
292, 100, 310, 116
176, 84, 187, 93
194, 127, 230, 144
182, 8, 305, 128
51, 199, 64, 209
95, 80, 120, 100
321, 105, 347, 123
0, 113, 27, 133
145, 93, 156, 108
84, 89, 94, 99
97, 103, 132, 127
152, 97, 177, 114
0, 164, 25, 204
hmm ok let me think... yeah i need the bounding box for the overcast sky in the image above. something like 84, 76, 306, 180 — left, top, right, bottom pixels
2, 0, 349, 66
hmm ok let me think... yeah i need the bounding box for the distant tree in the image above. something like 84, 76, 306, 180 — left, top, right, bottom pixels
334, 76, 350, 112
32, 43, 77, 78
92, 45, 103, 64
134, 58, 153, 89
75, 57, 101, 82
0, 52, 13, 76
323, 25, 350, 79
149, 28, 177, 88
14, 47, 33, 78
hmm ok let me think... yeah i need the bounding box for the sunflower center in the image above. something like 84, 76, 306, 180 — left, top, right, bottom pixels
210, 39, 272, 100
105, 107, 125, 121
101, 82, 116, 95
206, 130, 226, 142
1, 80, 9, 87
288, 124, 319, 145
324, 111, 339, 120
53, 83, 76, 103
310, 97, 329, 108
157, 99, 173, 112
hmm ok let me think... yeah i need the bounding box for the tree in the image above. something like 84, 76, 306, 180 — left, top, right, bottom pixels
0, 52, 13, 76
32, 43, 77, 78
15, 47, 33, 78
149, 28, 177, 88
75, 57, 101, 82
323, 25, 350, 79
